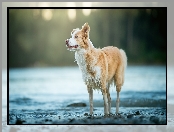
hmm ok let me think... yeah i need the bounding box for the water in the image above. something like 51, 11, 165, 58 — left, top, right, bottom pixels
8, 66, 166, 110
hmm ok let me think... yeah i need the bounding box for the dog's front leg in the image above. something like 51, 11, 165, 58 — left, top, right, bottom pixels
87, 86, 93, 115
106, 87, 111, 114
102, 89, 109, 115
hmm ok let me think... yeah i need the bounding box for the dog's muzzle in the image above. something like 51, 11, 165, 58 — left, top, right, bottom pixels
65, 39, 69, 47
65, 39, 78, 49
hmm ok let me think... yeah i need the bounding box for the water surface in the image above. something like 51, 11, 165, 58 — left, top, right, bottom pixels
9, 66, 166, 110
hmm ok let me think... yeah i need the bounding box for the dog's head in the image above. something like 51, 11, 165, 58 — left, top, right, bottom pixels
65, 23, 90, 51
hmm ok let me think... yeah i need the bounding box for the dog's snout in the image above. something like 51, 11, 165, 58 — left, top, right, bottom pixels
65, 39, 69, 44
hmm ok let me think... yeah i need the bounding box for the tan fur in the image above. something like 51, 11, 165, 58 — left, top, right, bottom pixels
65, 23, 127, 115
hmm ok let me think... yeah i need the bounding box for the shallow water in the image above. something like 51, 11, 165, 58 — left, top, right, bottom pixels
8, 66, 166, 110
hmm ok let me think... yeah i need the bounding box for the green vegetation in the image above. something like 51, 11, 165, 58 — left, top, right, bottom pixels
9, 8, 166, 68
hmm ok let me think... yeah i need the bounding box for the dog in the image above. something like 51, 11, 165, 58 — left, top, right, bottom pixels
65, 23, 127, 115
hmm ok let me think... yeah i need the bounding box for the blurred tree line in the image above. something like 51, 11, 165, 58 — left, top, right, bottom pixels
9, 8, 166, 68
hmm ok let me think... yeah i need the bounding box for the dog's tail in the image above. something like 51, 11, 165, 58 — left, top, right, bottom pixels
119, 49, 127, 86
120, 49, 127, 70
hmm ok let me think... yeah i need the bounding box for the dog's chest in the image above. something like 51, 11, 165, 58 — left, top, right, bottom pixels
75, 51, 101, 87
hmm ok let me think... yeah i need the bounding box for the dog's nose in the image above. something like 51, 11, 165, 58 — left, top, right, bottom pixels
65, 39, 69, 44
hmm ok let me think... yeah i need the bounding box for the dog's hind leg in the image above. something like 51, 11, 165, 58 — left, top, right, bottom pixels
116, 90, 120, 114
115, 64, 124, 114
87, 86, 93, 115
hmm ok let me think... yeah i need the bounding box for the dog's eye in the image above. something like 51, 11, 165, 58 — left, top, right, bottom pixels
75, 35, 78, 38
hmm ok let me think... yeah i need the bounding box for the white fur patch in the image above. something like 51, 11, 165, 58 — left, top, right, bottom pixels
75, 50, 102, 90
69, 38, 78, 47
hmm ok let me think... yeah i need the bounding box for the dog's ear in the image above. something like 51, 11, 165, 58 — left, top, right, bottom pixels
81, 23, 90, 35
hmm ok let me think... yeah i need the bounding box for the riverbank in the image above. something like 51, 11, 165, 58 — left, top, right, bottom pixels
9, 106, 166, 125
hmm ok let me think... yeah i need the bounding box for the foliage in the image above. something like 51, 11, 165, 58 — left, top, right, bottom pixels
9, 8, 167, 67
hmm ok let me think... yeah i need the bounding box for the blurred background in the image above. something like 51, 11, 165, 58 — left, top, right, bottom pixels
9, 8, 166, 68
